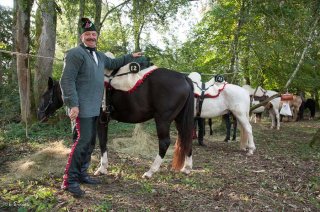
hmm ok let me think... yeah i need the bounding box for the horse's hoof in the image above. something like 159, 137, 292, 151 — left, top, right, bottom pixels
240, 147, 247, 152
246, 150, 254, 156
94, 169, 107, 176
181, 167, 191, 175
142, 172, 152, 179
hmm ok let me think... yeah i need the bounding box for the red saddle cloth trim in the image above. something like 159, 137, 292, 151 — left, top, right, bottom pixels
194, 83, 227, 99
128, 69, 156, 93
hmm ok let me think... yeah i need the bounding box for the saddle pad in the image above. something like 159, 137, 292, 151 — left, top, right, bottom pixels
105, 65, 158, 92
194, 82, 227, 98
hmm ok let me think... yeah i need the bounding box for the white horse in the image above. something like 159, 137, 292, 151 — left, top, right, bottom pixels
242, 85, 281, 130
188, 72, 256, 155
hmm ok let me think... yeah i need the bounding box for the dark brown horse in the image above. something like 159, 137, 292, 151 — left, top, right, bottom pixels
38, 67, 194, 178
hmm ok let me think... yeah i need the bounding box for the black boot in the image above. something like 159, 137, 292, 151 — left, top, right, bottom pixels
80, 162, 101, 184
80, 175, 101, 184
66, 184, 85, 197
62, 178, 85, 198
198, 139, 206, 146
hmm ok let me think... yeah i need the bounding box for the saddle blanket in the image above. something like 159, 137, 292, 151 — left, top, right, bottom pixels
104, 64, 158, 92
193, 81, 227, 98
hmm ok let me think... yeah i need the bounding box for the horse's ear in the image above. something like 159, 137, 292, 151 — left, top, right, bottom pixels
48, 77, 54, 89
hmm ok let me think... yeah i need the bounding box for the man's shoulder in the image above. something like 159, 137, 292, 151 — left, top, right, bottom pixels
67, 46, 85, 54
64, 46, 86, 60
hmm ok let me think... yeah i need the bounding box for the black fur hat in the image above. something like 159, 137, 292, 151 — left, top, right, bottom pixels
80, 18, 96, 34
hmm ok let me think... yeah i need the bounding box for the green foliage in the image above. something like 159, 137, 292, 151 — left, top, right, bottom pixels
0, 5, 13, 72
175, 0, 320, 93
92, 200, 113, 211
0, 179, 57, 211
0, 83, 20, 125
0, 109, 70, 143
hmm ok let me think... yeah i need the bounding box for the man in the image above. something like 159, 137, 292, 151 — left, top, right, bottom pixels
60, 17, 143, 197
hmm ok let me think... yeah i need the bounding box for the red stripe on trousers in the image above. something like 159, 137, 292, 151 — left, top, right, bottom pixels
62, 117, 81, 189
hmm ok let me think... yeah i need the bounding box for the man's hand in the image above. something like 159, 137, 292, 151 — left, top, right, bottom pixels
69, 107, 79, 121
132, 52, 143, 57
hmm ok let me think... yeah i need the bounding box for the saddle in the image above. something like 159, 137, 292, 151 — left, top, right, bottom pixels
101, 55, 157, 118
188, 73, 227, 116
104, 56, 157, 92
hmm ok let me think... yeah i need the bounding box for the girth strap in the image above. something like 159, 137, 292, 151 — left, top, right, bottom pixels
196, 82, 206, 117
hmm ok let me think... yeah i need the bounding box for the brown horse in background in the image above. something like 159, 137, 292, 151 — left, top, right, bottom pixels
280, 95, 303, 121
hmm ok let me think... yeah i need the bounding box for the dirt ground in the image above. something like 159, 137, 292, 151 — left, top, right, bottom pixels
0, 118, 319, 211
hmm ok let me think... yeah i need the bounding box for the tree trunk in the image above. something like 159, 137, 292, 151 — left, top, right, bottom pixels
94, 0, 102, 35
132, 0, 142, 52
34, 0, 57, 108
15, 0, 34, 123
284, 15, 319, 89
228, 0, 246, 83
11, 0, 18, 84
77, 0, 85, 45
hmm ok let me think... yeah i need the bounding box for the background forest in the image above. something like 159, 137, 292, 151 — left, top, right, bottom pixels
0, 0, 320, 122
0, 0, 319, 124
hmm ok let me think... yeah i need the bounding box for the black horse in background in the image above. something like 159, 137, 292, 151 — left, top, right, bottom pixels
194, 112, 237, 146
297, 98, 316, 120
38, 66, 194, 179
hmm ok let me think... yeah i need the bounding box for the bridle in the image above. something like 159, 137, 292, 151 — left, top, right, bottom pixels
38, 84, 55, 114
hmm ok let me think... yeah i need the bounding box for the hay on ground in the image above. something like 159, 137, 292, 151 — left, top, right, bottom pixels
109, 124, 174, 160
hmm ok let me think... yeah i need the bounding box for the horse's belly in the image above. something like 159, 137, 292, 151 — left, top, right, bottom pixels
196, 98, 228, 118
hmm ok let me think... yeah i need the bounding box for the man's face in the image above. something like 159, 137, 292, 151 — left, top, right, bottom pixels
81, 31, 98, 48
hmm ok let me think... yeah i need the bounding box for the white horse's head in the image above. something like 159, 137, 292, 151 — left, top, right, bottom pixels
105, 52, 115, 59
242, 84, 255, 95
105, 52, 115, 74
242, 84, 266, 97
188, 72, 202, 83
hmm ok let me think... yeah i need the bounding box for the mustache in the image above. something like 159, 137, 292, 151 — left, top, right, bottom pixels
85, 38, 96, 42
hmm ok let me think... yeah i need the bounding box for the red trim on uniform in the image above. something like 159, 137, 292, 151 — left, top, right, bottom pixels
62, 117, 81, 189
194, 83, 227, 99
104, 81, 109, 87
128, 68, 157, 93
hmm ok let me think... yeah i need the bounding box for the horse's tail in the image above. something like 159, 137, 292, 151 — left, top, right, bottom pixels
172, 77, 194, 171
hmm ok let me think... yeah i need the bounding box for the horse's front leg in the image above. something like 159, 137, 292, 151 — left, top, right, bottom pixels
142, 122, 170, 178
94, 116, 109, 176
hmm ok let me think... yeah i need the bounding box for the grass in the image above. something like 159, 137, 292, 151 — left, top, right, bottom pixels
0, 114, 319, 211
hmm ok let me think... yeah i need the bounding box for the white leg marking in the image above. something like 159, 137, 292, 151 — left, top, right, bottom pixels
181, 156, 193, 174
94, 151, 108, 175
142, 154, 163, 178
275, 111, 280, 130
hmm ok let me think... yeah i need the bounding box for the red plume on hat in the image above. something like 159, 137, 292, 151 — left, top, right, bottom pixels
80, 18, 96, 34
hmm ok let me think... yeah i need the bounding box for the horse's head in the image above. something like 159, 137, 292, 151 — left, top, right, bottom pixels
242, 85, 267, 97
37, 77, 63, 122
188, 72, 202, 83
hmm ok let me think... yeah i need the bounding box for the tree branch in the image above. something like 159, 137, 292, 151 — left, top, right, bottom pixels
284, 15, 320, 89
100, 0, 131, 28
